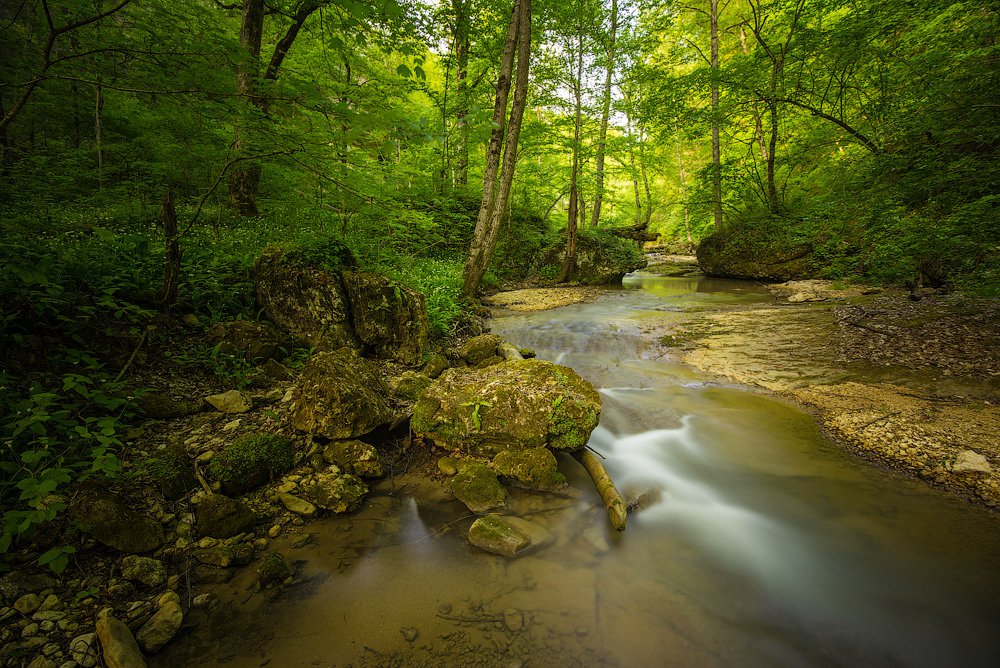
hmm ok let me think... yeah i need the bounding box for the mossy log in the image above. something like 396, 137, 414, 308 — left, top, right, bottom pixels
573, 449, 627, 531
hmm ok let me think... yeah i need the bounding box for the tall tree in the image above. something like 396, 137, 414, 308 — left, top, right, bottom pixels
558, 4, 586, 283
589, 0, 618, 228
462, 0, 532, 297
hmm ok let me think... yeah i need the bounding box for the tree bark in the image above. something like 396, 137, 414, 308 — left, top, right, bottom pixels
675, 136, 692, 242
453, 0, 471, 186
462, 0, 532, 297
710, 0, 723, 230
589, 0, 618, 228
558, 18, 585, 283
156, 190, 181, 309
229, 0, 266, 217
573, 449, 627, 532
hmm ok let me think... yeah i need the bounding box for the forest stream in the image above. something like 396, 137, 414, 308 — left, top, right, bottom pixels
153, 268, 1000, 668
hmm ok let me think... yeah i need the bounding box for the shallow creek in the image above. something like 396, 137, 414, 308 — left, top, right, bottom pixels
156, 273, 1000, 667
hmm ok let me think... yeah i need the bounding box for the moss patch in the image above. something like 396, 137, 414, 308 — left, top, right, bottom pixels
208, 433, 293, 496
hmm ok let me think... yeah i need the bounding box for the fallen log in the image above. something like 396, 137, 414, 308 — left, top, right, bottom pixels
573, 449, 627, 532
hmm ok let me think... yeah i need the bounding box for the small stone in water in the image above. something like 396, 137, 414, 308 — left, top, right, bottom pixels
400, 627, 418, 642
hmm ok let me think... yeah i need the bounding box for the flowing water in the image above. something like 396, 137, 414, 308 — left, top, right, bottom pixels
157, 273, 1000, 668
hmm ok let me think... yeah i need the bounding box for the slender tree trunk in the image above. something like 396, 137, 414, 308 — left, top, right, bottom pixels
229, 0, 265, 217
637, 123, 652, 227
95, 81, 104, 189
766, 98, 779, 212
740, 26, 768, 164
559, 20, 585, 283
589, 0, 618, 228
462, 0, 532, 297
440, 47, 451, 191
710, 0, 722, 230
454, 0, 471, 187
626, 114, 641, 225
156, 190, 181, 309
675, 136, 692, 242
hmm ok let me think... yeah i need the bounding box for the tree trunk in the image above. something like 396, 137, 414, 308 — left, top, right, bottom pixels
710, 0, 723, 230
462, 0, 532, 297
156, 190, 181, 309
589, 0, 618, 228
95, 81, 104, 189
675, 136, 692, 243
558, 20, 585, 283
637, 123, 652, 226
229, 0, 265, 217
454, 0, 471, 187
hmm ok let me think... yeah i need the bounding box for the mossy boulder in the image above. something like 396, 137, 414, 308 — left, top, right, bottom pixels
412, 359, 602, 457
389, 371, 432, 401
458, 334, 502, 365
195, 494, 255, 538
342, 270, 429, 365
146, 444, 197, 500
322, 439, 383, 478
254, 245, 359, 352
207, 433, 293, 496
696, 229, 814, 281
289, 349, 393, 439
491, 447, 567, 491
120, 556, 166, 589
537, 231, 646, 284
467, 514, 552, 558
449, 461, 506, 513
300, 468, 368, 513
256, 552, 293, 591
69, 485, 164, 553
205, 320, 294, 363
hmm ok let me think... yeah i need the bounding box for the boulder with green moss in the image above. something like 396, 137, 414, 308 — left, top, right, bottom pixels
207, 433, 293, 496
322, 439, 382, 478
69, 485, 163, 553
389, 371, 432, 401
491, 447, 567, 491
537, 231, 646, 284
449, 461, 506, 513
458, 334, 502, 365
289, 349, 392, 439
195, 494, 255, 538
300, 468, 368, 513
342, 270, 429, 365
467, 514, 552, 558
254, 245, 360, 351
146, 443, 197, 500
412, 359, 601, 457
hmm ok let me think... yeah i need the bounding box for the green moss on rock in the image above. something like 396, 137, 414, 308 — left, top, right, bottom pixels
491, 447, 566, 491
412, 359, 601, 457
208, 433, 293, 496
449, 461, 506, 513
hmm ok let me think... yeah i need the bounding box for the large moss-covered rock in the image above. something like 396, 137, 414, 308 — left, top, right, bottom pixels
146, 444, 197, 500
449, 461, 506, 513
300, 468, 368, 513
69, 486, 164, 553
205, 320, 294, 363
290, 349, 392, 439
207, 434, 293, 496
537, 231, 646, 285
491, 447, 567, 491
412, 359, 601, 457
697, 230, 814, 281
458, 334, 502, 365
322, 439, 383, 478
254, 245, 359, 351
342, 270, 429, 364
195, 494, 255, 538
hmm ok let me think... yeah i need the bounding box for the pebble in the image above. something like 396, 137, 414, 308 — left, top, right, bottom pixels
400, 627, 418, 642
22, 622, 40, 638
503, 608, 524, 633
268, 525, 282, 539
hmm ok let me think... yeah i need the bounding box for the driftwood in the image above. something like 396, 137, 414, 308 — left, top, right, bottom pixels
573, 449, 627, 531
